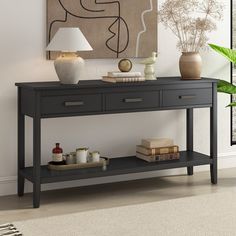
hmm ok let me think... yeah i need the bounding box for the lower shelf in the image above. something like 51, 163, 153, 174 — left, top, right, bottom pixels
19, 151, 213, 184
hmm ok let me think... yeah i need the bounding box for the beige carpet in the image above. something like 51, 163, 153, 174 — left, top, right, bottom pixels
12, 190, 236, 236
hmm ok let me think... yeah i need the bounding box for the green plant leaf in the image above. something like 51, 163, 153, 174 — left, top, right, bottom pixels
217, 79, 236, 94
226, 102, 236, 107
208, 44, 236, 64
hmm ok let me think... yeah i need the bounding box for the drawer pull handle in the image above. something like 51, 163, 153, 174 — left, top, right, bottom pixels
123, 98, 143, 103
179, 95, 196, 100
64, 101, 84, 107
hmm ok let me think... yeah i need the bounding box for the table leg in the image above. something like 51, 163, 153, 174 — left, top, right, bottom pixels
17, 88, 25, 197
186, 108, 194, 175
33, 94, 41, 208
210, 83, 217, 184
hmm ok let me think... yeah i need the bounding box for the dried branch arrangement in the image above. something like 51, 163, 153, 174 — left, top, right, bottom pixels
158, 0, 224, 52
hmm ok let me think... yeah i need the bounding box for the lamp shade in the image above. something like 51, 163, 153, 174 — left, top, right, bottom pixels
46, 27, 93, 52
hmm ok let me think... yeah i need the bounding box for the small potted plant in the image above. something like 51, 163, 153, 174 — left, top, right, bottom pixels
158, 0, 224, 80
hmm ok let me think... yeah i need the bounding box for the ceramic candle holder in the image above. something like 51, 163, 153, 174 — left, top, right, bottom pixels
76, 148, 88, 163
91, 151, 100, 163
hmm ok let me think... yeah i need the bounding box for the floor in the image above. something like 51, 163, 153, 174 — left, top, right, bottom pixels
1, 167, 236, 223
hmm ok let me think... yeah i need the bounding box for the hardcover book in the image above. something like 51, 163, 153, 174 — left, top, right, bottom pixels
102, 76, 145, 83
107, 71, 142, 77
136, 145, 179, 156
136, 152, 180, 163
141, 138, 174, 149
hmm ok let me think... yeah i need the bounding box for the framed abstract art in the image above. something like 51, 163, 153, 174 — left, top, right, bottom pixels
47, 0, 158, 59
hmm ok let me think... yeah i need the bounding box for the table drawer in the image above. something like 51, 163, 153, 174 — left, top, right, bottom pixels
162, 88, 212, 107
105, 91, 160, 111
41, 94, 102, 115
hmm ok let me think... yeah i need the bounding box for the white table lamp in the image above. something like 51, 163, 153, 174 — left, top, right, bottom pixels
46, 28, 93, 84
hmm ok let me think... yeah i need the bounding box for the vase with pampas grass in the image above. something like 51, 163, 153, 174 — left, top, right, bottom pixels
159, 0, 224, 80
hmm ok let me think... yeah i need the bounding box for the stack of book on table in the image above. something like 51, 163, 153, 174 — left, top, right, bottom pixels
102, 71, 145, 83
136, 138, 180, 162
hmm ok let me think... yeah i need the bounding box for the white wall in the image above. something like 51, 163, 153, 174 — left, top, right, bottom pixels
0, 0, 234, 196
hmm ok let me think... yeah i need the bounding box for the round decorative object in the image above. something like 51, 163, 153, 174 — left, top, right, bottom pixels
179, 52, 202, 80
118, 59, 132, 72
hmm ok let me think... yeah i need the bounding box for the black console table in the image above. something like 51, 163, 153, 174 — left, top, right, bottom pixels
16, 77, 218, 208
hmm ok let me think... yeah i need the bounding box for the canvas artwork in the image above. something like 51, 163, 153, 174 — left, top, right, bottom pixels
47, 0, 157, 59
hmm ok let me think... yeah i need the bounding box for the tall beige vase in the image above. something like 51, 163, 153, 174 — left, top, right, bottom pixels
179, 52, 202, 80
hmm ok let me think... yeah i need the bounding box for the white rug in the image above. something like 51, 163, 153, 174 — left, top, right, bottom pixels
12, 190, 236, 236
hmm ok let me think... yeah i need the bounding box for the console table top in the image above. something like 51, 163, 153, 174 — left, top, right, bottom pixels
15, 77, 218, 90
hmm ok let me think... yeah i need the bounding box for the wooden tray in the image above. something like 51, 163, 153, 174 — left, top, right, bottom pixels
48, 157, 109, 171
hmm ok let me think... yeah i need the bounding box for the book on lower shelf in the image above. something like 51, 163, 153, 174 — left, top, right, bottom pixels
136, 145, 179, 156
136, 138, 179, 162
136, 152, 180, 163
141, 138, 174, 149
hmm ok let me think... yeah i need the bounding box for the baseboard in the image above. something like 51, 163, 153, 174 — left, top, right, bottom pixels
218, 152, 236, 169
0, 176, 17, 196
1, 153, 236, 196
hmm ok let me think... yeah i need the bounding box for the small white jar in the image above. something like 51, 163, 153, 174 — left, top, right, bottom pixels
91, 151, 100, 162
76, 148, 88, 164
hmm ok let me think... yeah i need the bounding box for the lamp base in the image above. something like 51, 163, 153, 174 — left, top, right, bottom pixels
54, 55, 84, 84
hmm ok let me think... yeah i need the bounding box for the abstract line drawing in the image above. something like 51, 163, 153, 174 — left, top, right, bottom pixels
136, 0, 153, 57
47, 0, 157, 59
49, 0, 129, 58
